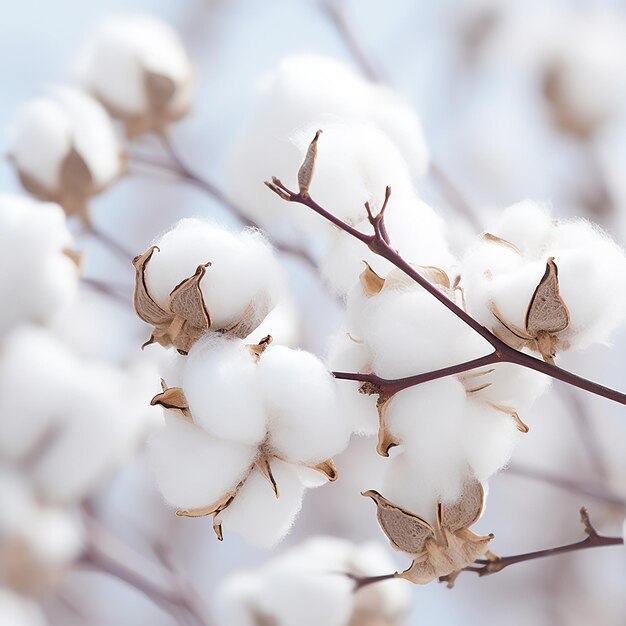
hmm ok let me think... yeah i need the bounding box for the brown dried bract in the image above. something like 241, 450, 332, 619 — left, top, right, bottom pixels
482, 232, 521, 255
490, 257, 570, 364
132, 245, 211, 354
363, 478, 493, 585
151, 380, 192, 421
298, 129, 322, 198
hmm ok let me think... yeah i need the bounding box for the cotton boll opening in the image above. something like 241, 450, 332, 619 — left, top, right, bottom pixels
145, 219, 280, 331
148, 414, 256, 510
258, 345, 350, 463
218, 459, 305, 547
183, 336, 267, 446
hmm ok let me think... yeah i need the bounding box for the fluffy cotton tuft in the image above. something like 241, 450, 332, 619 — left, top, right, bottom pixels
228, 54, 429, 228
0, 195, 78, 337
75, 14, 193, 135
149, 338, 350, 546
462, 201, 626, 353
144, 219, 281, 333
216, 536, 411, 626
10, 87, 122, 217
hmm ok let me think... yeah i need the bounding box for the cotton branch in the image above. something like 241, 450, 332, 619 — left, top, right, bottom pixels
444, 507, 623, 583
130, 134, 318, 270
264, 151, 626, 409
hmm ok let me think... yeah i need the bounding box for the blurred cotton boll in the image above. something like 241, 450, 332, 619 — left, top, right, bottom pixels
228, 54, 429, 228
10, 87, 123, 221
76, 14, 194, 137
0, 587, 47, 626
0, 195, 78, 339
216, 536, 411, 626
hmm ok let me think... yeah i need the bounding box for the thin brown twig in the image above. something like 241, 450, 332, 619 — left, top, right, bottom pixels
265, 176, 626, 408
130, 136, 318, 270
82, 223, 135, 265
80, 277, 131, 306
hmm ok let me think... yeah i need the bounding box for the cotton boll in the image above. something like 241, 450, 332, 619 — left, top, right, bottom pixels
363, 288, 485, 379
22, 508, 84, 566
326, 334, 378, 435
0, 589, 47, 626
216, 572, 262, 626
148, 414, 256, 510
183, 336, 267, 446
255, 569, 353, 626
0, 327, 76, 461
463, 400, 521, 482
385, 380, 468, 502
258, 345, 350, 463
245, 294, 300, 347
219, 459, 305, 547
492, 200, 552, 255
0, 196, 78, 337
10, 87, 122, 218
144, 219, 280, 332
76, 14, 193, 135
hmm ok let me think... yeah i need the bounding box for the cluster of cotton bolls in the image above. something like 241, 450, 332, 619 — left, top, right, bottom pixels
217, 536, 411, 626
0, 324, 157, 620
229, 55, 446, 293
139, 219, 351, 546
9, 14, 193, 222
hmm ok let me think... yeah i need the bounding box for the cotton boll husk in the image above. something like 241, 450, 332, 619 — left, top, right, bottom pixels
11, 86, 121, 191
385, 380, 469, 503
145, 219, 280, 331
0, 196, 77, 336
218, 459, 304, 547
363, 288, 487, 379
257, 345, 350, 463
0, 588, 47, 626
148, 414, 256, 510
326, 333, 378, 435
463, 400, 521, 482
0, 326, 76, 461
76, 15, 193, 118
183, 336, 267, 446
254, 568, 354, 626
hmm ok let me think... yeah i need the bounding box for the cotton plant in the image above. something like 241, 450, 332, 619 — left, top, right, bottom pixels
0, 194, 79, 338
228, 54, 429, 229
75, 14, 194, 137
9, 87, 123, 222
217, 536, 411, 626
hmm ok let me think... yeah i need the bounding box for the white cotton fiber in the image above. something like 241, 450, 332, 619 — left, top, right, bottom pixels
0, 196, 78, 337
148, 414, 255, 510
258, 345, 350, 463
145, 219, 280, 332
184, 336, 267, 446
219, 459, 305, 547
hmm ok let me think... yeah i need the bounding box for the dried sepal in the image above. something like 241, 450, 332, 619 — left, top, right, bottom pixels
416, 265, 452, 289
255, 455, 279, 498
489, 401, 529, 433
366, 481, 493, 585
297, 129, 322, 198
150, 381, 192, 421
247, 334, 273, 361
482, 232, 521, 255
376, 396, 399, 457
489, 258, 570, 364
62, 248, 82, 269
360, 261, 385, 296
362, 490, 434, 554
132, 245, 214, 353
310, 459, 338, 482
